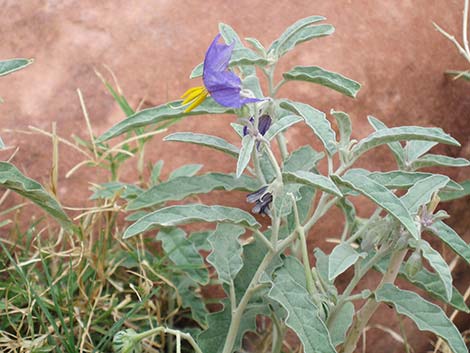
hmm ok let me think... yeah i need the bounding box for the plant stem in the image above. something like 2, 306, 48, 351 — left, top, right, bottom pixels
341, 248, 408, 353
131, 327, 203, 353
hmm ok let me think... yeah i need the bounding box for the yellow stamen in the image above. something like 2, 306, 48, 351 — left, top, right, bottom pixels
182, 86, 205, 105
181, 86, 204, 99
185, 89, 208, 112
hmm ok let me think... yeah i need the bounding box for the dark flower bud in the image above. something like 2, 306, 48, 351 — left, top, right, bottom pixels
246, 186, 273, 217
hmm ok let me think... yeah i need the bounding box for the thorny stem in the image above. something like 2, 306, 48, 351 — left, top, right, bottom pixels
341, 248, 408, 353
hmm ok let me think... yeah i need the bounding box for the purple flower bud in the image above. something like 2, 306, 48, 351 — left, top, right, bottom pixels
246, 186, 273, 217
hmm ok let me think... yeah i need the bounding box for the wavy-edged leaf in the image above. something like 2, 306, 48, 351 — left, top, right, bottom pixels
283, 66, 361, 98
332, 169, 419, 239
287, 185, 316, 234
419, 240, 453, 301
0, 58, 33, 76
375, 257, 468, 313
188, 230, 211, 252
400, 175, 449, 214
280, 100, 337, 156
174, 276, 208, 326
230, 48, 268, 67
368, 116, 406, 168
128, 173, 259, 210
283, 145, 324, 173
410, 154, 470, 170
0, 162, 73, 230
265, 115, 303, 141
169, 164, 203, 180
331, 109, 352, 148
97, 98, 235, 142
242, 74, 264, 98
164, 132, 239, 158
375, 284, 467, 353
368, 171, 462, 191
90, 182, 143, 200
283, 171, 342, 197
268, 16, 326, 55
439, 180, 470, 202
268, 256, 336, 353
351, 123, 460, 160
276, 24, 335, 57
429, 221, 470, 264
337, 197, 357, 237
236, 135, 255, 177
328, 243, 364, 281
124, 204, 259, 238
207, 224, 245, 285
156, 228, 208, 284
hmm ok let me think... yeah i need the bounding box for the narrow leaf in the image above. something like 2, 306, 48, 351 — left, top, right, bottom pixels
164, 132, 239, 158
0, 58, 33, 76
236, 135, 255, 177
411, 154, 470, 170
97, 98, 235, 142
265, 115, 303, 141
439, 180, 470, 202
128, 173, 259, 210
283, 66, 361, 98
283, 171, 342, 197
207, 224, 245, 285
282, 145, 324, 173
328, 243, 364, 280
124, 204, 259, 238
331, 109, 352, 148
156, 228, 208, 284
169, 164, 203, 180
368, 116, 406, 169
401, 175, 449, 214
0, 162, 73, 230
405, 140, 437, 161
268, 256, 336, 353
332, 169, 419, 239
375, 284, 467, 353
419, 240, 453, 301
281, 100, 337, 156
429, 221, 470, 264
368, 171, 462, 190
276, 24, 335, 57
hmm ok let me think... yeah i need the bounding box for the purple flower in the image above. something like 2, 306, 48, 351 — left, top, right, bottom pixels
247, 186, 273, 217
243, 114, 272, 150
181, 34, 263, 112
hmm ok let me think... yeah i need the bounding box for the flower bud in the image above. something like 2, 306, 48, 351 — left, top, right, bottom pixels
405, 251, 422, 278
113, 329, 142, 353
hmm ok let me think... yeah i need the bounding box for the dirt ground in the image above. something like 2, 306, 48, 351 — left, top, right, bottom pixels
1, 1, 469, 352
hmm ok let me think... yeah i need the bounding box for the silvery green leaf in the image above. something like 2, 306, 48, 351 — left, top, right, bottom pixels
90, 182, 143, 200
264, 115, 303, 141
273, 184, 301, 217
445, 70, 470, 81
280, 100, 337, 156
156, 228, 209, 284
259, 149, 277, 183
328, 243, 364, 281
230, 122, 244, 138
368, 171, 462, 191
337, 198, 357, 237
168, 164, 203, 180
230, 48, 268, 67
419, 240, 453, 301
97, 98, 235, 142
313, 248, 331, 285
439, 180, 470, 202
405, 140, 437, 161
283, 66, 361, 98
150, 160, 164, 184
351, 122, 460, 161
188, 231, 211, 252
332, 169, 419, 239
174, 276, 208, 326
197, 303, 267, 353
268, 256, 336, 353
331, 109, 352, 148
276, 24, 335, 57
368, 116, 406, 169
207, 224, 245, 285
0, 58, 33, 76
242, 74, 264, 98
375, 284, 467, 353
410, 154, 470, 170
400, 175, 449, 214
328, 301, 354, 346
375, 257, 468, 312
236, 135, 255, 177
287, 185, 315, 234
0, 162, 73, 231
268, 16, 326, 56
283, 145, 324, 173
164, 132, 239, 158
283, 171, 342, 197
0, 136, 5, 149
245, 37, 266, 56
128, 173, 259, 210
429, 221, 470, 264
124, 204, 259, 239
189, 62, 203, 79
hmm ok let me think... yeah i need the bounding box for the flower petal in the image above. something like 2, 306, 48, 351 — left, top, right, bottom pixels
203, 34, 234, 75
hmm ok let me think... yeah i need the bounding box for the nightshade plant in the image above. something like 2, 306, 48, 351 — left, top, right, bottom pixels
97, 17, 470, 353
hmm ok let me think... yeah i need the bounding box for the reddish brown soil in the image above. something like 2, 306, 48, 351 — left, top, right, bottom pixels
1, 1, 469, 352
